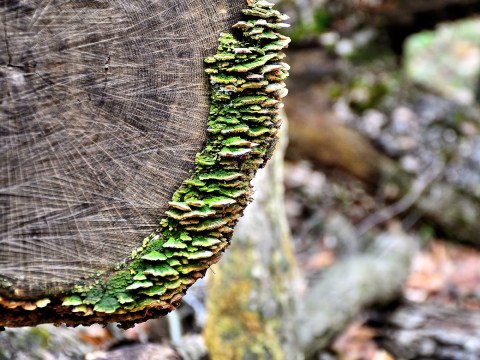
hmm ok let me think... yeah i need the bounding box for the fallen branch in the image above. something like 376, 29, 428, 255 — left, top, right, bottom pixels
296, 226, 417, 357
368, 301, 480, 360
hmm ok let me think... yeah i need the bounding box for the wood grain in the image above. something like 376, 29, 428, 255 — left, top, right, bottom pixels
1, 0, 244, 299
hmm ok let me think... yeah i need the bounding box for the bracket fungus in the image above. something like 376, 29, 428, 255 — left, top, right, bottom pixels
0, 0, 289, 327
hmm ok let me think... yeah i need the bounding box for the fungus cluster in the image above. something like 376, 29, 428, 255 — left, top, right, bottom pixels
58, 0, 290, 320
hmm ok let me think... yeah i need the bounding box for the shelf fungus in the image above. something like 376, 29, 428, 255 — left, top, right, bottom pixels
0, 0, 289, 327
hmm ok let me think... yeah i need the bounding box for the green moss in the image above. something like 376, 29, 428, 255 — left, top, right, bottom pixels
203, 196, 237, 208
227, 54, 278, 72
185, 218, 229, 232
167, 259, 182, 267
192, 236, 222, 247
166, 207, 216, 221
219, 147, 252, 157
198, 170, 243, 181
185, 250, 214, 260
132, 273, 147, 281
58, 0, 290, 317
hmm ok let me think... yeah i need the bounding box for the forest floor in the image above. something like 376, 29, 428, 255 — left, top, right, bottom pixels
284, 161, 480, 360
331, 240, 480, 360
281, 17, 480, 355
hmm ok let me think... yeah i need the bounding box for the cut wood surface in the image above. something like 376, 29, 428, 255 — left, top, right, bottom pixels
1, 0, 242, 297
0, 0, 290, 326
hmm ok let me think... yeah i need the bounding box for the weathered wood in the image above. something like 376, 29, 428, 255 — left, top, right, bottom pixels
1, 0, 290, 326
202, 116, 416, 358
368, 301, 480, 360
1, 0, 242, 295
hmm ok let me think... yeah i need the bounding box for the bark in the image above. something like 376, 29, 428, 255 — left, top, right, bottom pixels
203, 121, 305, 359
368, 301, 480, 360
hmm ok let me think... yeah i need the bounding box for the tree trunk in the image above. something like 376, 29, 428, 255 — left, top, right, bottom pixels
203, 121, 305, 359
1, 0, 290, 327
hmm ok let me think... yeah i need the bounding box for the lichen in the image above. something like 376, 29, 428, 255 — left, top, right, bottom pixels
46, 0, 289, 320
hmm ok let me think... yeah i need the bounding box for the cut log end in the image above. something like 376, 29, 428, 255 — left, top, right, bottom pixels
1, 0, 290, 326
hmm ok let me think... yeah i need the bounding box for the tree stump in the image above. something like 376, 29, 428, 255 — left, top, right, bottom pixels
0, 0, 290, 327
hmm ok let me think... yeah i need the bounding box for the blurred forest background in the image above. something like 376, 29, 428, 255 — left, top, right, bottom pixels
2, 0, 480, 359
